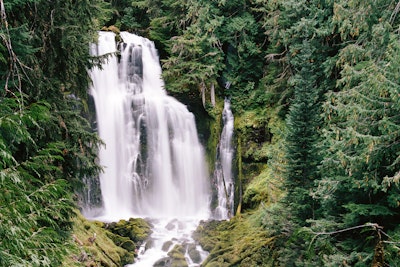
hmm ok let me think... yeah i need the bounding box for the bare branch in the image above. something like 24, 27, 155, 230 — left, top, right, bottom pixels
265, 49, 287, 62
311, 223, 382, 236
390, 0, 400, 25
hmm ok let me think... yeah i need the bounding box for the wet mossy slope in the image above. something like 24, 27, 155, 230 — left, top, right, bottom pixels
65, 211, 151, 266
194, 213, 275, 267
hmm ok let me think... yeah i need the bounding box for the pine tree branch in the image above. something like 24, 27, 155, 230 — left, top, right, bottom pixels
0, 0, 32, 106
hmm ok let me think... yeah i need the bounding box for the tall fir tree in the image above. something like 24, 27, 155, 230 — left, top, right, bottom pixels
283, 41, 322, 224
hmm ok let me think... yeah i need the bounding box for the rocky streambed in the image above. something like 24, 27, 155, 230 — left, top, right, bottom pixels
68, 212, 209, 267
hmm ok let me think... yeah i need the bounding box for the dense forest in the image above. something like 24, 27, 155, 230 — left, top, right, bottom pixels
1, 0, 400, 266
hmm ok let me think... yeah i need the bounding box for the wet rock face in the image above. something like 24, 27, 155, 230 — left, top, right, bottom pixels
162, 240, 173, 252
187, 243, 202, 264
165, 219, 185, 231
153, 257, 172, 267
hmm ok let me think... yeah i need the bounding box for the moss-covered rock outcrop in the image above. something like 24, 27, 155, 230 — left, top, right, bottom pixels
65, 211, 151, 266
194, 214, 275, 267
104, 218, 152, 245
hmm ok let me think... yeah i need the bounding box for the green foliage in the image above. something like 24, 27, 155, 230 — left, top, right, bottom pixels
162, 0, 225, 94
0, 0, 108, 265
282, 41, 324, 224
318, 15, 400, 232
247, 0, 400, 265
0, 97, 74, 266
107, 0, 150, 32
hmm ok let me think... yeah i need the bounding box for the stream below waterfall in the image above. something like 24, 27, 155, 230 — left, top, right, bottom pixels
127, 218, 208, 267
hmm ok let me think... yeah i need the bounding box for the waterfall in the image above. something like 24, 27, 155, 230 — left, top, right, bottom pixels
88, 31, 209, 220
213, 99, 235, 220
88, 31, 210, 266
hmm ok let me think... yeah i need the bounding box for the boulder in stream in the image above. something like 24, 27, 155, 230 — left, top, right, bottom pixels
167, 244, 188, 267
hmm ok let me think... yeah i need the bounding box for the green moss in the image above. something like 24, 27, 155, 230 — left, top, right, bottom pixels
105, 217, 152, 244
205, 96, 224, 171
236, 134, 243, 215
106, 231, 136, 251
167, 245, 188, 267
64, 211, 153, 266
194, 214, 275, 267
242, 167, 282, 211
65, 210, 134, 266
235, 109, 270, 163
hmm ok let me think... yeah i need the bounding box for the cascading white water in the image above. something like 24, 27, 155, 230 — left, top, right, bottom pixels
89, 32, 137, 219
88, 31, 210, 266
213, 99, 235, 220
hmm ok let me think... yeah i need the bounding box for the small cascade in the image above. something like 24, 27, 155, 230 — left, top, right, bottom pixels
213, 99, 235, 220
87, 31, 210, 266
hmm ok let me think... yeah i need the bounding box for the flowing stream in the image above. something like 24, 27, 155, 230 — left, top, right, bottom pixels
213, 99, 235, 219
88, 31, 210, 266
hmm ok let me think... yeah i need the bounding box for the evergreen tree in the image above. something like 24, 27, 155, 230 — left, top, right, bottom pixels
283, 41, 322, 224
311, 1, 400, 265
262, 0, 337, 225
161, 0, 225, 94
0, 0, 109, 264
0, 98, 75, 266
319, 0, 400, 236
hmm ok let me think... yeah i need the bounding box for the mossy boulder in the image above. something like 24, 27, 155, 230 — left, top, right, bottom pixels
65, 211, 154, 266
152, 244, 188, 267
167, 244, 188, 267
106, 231, 136, 252
105, 217, 152, 244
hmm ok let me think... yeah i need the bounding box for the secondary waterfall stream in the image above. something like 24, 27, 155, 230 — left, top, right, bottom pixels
88, 31, 210, 266
213, 99, 235, 220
